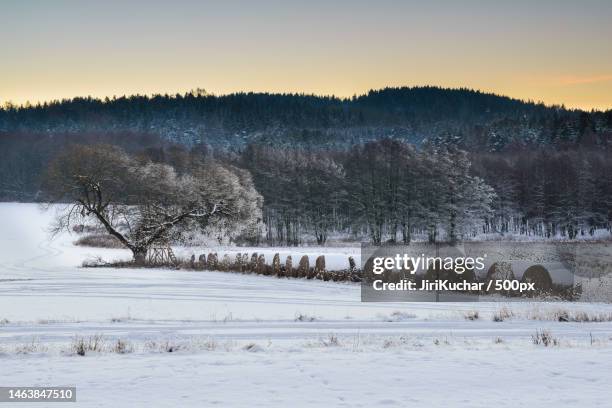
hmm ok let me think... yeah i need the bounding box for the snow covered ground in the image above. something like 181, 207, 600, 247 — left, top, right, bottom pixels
1, 203, 612, 407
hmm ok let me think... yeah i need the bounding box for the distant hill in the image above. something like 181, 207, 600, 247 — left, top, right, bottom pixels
2, 86, 611, 151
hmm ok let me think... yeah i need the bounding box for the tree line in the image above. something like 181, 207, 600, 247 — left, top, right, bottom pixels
241, 140, 495, 245
6, 136, 612, 246
472, 149, 612, 239
240, 141, 612, 244
2, 87, 611, 150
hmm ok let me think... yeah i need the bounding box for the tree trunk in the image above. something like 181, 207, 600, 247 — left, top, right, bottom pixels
402, 222, 411, 244
132, 248, 148, 266
449, 210, 457, 244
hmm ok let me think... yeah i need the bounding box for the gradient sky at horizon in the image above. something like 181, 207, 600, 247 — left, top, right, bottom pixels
2, 0, 612, 110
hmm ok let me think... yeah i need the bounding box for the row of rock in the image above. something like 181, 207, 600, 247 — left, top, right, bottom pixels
185, 252, 362, 282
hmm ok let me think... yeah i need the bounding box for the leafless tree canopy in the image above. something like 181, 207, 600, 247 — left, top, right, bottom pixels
44, 144, 262, 264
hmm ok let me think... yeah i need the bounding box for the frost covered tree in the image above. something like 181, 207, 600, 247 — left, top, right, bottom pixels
242, 145, 347, 245
44, 144, 262, 264
187, 163, 263, 244
298, 151, 346, 245
440, 149, 495, 242
346, 141, 495, 244
345, 141, 392, 245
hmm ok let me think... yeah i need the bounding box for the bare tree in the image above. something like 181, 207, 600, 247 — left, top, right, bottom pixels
44, 144, 260, 264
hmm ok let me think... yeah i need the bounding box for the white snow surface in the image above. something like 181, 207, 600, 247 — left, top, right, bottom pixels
1, 203, 612, 407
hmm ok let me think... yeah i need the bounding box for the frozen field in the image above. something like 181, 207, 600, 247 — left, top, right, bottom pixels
1, 203, 612, 407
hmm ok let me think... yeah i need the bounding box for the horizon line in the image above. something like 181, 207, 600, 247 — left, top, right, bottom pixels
2, 85, 610, 113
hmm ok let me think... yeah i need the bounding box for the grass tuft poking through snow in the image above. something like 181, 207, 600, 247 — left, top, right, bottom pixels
379, 311, 417, 322
492, 307, 514, 322
243, 343, 264, 352
464, 310, 480, 320
71, 335, 105, 356
526, 308, 612, 323
532, 330, 559, 347
433, 337, 451, 346
113, 339, 134, 354
294, 313, 317, 322
13, 339, 48, 354
321, 334, 341, 347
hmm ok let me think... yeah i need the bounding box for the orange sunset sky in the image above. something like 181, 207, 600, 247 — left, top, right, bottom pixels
1, 0, 611, 110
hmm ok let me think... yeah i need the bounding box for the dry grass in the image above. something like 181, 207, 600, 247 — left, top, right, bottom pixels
532, 330, 559, 347
490, 306, 612, 323
192, 338, 219, 351
527, 308, 612, 323
243, 343, 264, 352
492, 307, 514, 322
71, 335, 105, 356
321, 334, 341, 347
380, 311, 417, 322
14, 339, 48, 354
295, 313, 317, 322
381, 336, 413, 349
74, 234, 124, 249
144, 340, 182, 353
433, 337, 450, 346
112, 339, 134, 354
464, 310, 480, 320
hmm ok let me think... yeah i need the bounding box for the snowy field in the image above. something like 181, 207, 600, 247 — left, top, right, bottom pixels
1, 203, 612, 407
